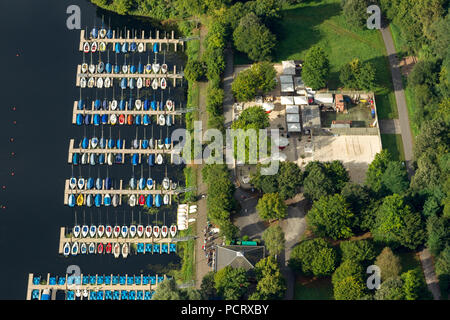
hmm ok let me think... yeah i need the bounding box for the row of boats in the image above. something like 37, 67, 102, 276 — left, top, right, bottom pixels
64, 241, 176, 257
69, 176, 175, 191
72, 152, 166, 166
71, 224, 177, 239
78, 137, 172, 151
82, 40, 160, 54
67, 192, 169, 207
79, 76, 168, 90
76, 113, 174, 126
77, 98, 175, 112
81, 61, 168, 75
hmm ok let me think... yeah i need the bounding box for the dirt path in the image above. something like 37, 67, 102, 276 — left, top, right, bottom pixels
419, 248, 441, 300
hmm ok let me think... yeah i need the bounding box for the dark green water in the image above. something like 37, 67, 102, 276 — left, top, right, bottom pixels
0, 0, 187, 299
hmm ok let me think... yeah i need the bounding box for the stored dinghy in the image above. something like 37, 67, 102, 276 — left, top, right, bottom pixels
73, 225, 81, 238
160, 77, 167, 89
170, 225, 177, 237
129, 194, 137, 207
145, 225, 152, 238
151, 78, 158, 90
112, 194, 120, 207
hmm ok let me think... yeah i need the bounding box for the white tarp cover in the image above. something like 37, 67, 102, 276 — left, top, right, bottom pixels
314, 93, 334, 104
280, 96, 294, 105
287, 114, 300, 122
286, 105, 299, 113
287, 123, 301, 132
274, 136, 289, 147
294, 96, 308, 105
281, 82, 294, 92
280, 75, 294, 84
262, 102, 275, 112
282, 60, 296, 75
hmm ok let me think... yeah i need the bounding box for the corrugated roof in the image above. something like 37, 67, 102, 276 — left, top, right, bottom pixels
215, 245, 265, 271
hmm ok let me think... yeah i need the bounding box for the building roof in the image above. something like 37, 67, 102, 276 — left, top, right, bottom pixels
280, 96, 294, 105
282, 60, 296, 75
280, 75, 294, 84
287, 113, 300, 123
215, 245, 265, 271
302, 105, 321, 128
294, 95, 308, 105
281, 82, 295, 92
286, 105, 299, 114
287, 122, 301, 132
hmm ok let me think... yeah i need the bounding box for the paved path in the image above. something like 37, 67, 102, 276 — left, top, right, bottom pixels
419, 248, 441, 300
379, 119, 401, 134
380, 26, 414, 176
223, 45, 234, 130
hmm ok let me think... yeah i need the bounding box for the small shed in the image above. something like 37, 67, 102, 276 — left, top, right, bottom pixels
280, 96, 294, 105
287, 122, 301, 132
280, 75, 293, 84
302, 105, 321, 129
287, 114, 300, 123
282, 60, 296, 75
281, 82, 295, 92
294, 95, 308, 105
314, 93, 334, 105
286, 105, 299, 114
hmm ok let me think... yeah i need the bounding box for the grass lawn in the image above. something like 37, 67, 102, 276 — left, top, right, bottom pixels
294, 275, 333, 300
175, 225, 196, 282
381, 134, 405, 161
274, 0, 397, 119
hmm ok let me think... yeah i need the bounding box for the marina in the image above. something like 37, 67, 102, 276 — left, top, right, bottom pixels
26, 273, 167, 300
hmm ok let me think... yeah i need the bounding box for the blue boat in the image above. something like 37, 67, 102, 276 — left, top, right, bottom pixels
119, 99, 126, 110
104, 194, 111, 206
129, 290, 136, 300
108, 138, 115, 149
143, 99, 149, 110
84, 114, 91, 125
105, 62, 112, 73
148, 154, 155, 166
102, 99, 108, 110
129, 177, 137, 189
68, 194, 75, 207
76, 114, 83, 125
91, 27, 98, 38
141, 139, 149, 149
135, 115, 141, 125
105, 177, 112, 190
114, 64, 120, 73
151, 100, 157, 111
94, 99, 101, 110
72, 153, 79, 165
138, 178, 145, 190
129, 78, 135, 89
116, 139, 123, 149
97, 61, 105, 73
95, 194, 101, 207
90, 153, 96, 165
137, 291, 144, 300
138, 62, 143, 74
99, 153, 105, 164
132, 154, 139, 166
120, 78, 127, 89
115, 43, 120, 53
145, 243, 152, 253
143, 114, 150, 125
121, 42, 128, 53
82, 137, 89, 149
77, 99, 85, 110
146, 194, 153, 208
100, 137, 106, 148
130, 42, 137, 52
155, 194, 162, 207
130, 65, 136, 74
115, 154, 122, 163
128, 97, 134, 110
153, 43, 159, 53
87, 177, 94, 190
96, 178, 102, 190
101, 114, 108, 125
146, 178, 153, 189
107, 29, 113, 39
93, 114, 100, 126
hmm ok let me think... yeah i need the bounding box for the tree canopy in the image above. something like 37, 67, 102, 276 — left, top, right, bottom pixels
375, 247, 402, 282
262, 225, 286, 256
302, 46, 330, 90
256, 193, 287, 221
214, 266, 249, 300
251, 256, 286, 300
232, 62, 277, 102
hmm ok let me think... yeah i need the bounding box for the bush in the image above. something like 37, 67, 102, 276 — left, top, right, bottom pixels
256, 193, 287, 221
184, 60, 206, 82
232, 62, 277, 102
375, 247, 402, 282
332, 260, 364, 286
340, 239, 377, 264
302, 45, 329, 90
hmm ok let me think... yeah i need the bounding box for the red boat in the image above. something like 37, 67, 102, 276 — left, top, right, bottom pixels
118, 114, 125, 125
97, 243, 104, 254
127, 115, 133, 125
138, 195, 145, 205
106, 243, 112, 254
145, 79, 151, 87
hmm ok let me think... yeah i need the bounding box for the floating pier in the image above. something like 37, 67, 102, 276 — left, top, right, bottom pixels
26, 272, 167, 300
79, 29, 184, 52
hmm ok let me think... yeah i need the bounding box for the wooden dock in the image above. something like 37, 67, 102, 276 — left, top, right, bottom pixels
71, 101, 179, 124
79, 29, 184, 52
63, 179, 178, 206
75, 65, 182, 87
26, 272, 166, 300
67, 139, 178, 164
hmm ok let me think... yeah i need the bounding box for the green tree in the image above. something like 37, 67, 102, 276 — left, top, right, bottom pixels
262, 225, 286, 257
435, 245, 450, 276
152, 279, 182, 300
375, 247, 402, 282
332, 260, 364, 286
256, 193, 287, 221
200, 271, 217, 300
307, 194, 355, 240
381, 161, 409, 195
333, 276, 366, 300
253, 256, 286, 299
374, 277, 405, 300
340, 239, 377, 264
341, 0, 370, 29
232, 62, 277, 102
302, 46, 329, 90
365, 150, 392, 195
277, 162, 304, 200
233, 12, 276, 61
231, 105, 270, 130
303, 166, 334, 201
184, 60, 206, 82
340, 58, 376, 90
214, 266, 249, 300
340, 182, 370, 228
401, 269, 427, 300
289, 238, 338, 277
114, 0, 133, 15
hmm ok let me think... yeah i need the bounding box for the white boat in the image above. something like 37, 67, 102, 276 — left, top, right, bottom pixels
105, 225, 112, 238
170, 225, 177, 237
110, 114, 117, 125
89, 225, 97, 238
166, 100, 173, 111
83, 42, 90, 53
77, 178, 85, 190
145, 64, 152, 74
129, 225, 136, 238
81, 225, 89, 238
152, 63, 160, 74
122, 64, 128, 74
153, 226, 160, 238
63, 242, 70, 256
97, 77, 104, 88
148, 138, 154, 149
82, 289, 88, 298
122, 243, 129, 258
91, 41, 98, 53
112, 194, 119, 207
76, 289, 81, 297
161, 226, 168, 238
73, 225, 81, 238
162, 177, 170, 190
89, 64, 96, 73
129, 194, 136, 207
121, 225, 128, 238
137, 43, 144, 53
166, 114, 173, 127
113, 225, 120, 238
137, 225, 144, 237
81, 153, 88, 164
156, 139, 163, 149
80, 77, 87, 88
88, 242, 96, 254
98, 225, 105, 237
163, 194, 169, 205
158, 114, 166, 126
160, 77, 167, 89
135, 99, 142, 110
113, 243, 120, 258
81, 63, 88, 73
99, 29, 107, 39
137, 78, 143, 89
71, 242, 79, 256
104, 77, 111, 88
145, 225, 152, 238
90, 137, 99, 149
151, 78, 158, 90
156, 154, 163, 165
161, 64, 168, 74
88, 77, 95, 88
146, 178, 153, 189
86, 194, 93, 207
106, 153, 113, 166
111, 100, 118, 110
69, 177, 77, 189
